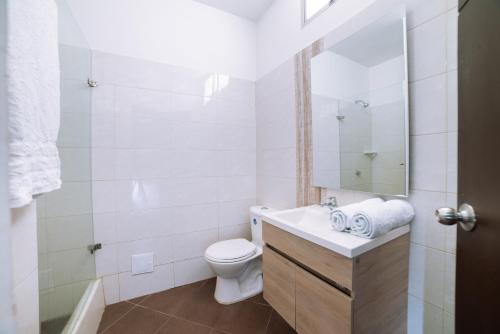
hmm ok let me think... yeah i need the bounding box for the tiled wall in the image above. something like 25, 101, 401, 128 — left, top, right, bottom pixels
255, 59, 297, 209
256, 1, 458, 333
89, 51, 257, 303
36, 45, 96, 323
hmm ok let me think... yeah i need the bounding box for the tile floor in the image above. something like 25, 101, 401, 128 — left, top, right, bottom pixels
97, 278, 296, 334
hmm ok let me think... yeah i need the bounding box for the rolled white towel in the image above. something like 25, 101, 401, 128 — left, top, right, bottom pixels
330, 198, 384, 232
350, 200, 415, 239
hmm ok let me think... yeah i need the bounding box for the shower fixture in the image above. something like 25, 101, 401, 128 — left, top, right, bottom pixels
355, 100, 369, 108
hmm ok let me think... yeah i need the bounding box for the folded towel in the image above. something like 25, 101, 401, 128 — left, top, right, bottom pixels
330, 198, 384, 232
350, 200, 415, 239
7, 0, 61, 208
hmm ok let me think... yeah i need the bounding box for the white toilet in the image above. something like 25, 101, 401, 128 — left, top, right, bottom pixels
204, 206, 274, 304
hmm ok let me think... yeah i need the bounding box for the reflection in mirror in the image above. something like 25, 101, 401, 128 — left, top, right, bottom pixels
311, 8, 409, 196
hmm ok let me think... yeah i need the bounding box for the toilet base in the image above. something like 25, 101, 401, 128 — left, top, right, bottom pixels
214, 259, 263, 305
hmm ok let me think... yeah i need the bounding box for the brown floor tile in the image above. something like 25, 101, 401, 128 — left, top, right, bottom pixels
98, 301, 135, 333
174, 278, 227, 327
102, 306, 169, 334
156, 317, 212, 334
128, 295, 149, 305
214, 300, 273, 334
266, 310, 296, 334
140, 281, 204, 315
248, 293, 270, 306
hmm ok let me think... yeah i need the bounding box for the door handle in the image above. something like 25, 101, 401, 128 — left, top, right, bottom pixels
435, 203, 477, 231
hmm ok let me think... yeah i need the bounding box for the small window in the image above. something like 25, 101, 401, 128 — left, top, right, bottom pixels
303, 0, 334, 24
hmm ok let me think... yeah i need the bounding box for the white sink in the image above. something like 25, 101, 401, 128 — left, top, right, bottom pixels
270, 205, 332, 233
263, 205, 410, 258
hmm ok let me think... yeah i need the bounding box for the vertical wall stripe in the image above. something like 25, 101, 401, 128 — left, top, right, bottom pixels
295, 39, 324, 207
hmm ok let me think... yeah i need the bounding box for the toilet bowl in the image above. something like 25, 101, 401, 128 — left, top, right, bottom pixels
204, 206, 274, 304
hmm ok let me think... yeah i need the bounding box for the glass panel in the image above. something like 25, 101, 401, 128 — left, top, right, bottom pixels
37, 1, 95, 333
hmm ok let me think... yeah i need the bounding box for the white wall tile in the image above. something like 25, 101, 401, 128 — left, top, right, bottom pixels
91, 84, 115, 114
408, 295, 444, 334
404, 0, 447, 29
48, 249, 95, 286
94, 213, 117, 245
91, 112, 115, 148
60, 148, 91, 181
171, 204, 219, 235
408, 14, 447, 82
45, 182, 92, 217
409, 243, 445, 308
102, 275, 120, 305
173, 257, 214, 287
61, 79, 91, 114
410, 74, 447, 135
115, 87, 171, 114
95, 244, 119, 277
409, 190, 447, 250
118, 264, 174, 301
217, 176, 256, 202
219, 223, 251, 241
58, 112, 91, 148
172, 229, 218, 261
92, 149, 115, 181
46, 215, 93, 252
92, 181, 116, 214
410, 134, 447, 192
446, 132, 457, 194
219, 199, 256, 227
117, 239, 155, 273
443, 253, 456, 314
447, 70, 458, 132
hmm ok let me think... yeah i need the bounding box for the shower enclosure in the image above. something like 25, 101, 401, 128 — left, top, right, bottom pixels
36, 1, 96, 333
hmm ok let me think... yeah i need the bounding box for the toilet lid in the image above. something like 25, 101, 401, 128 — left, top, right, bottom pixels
205, 239, 257, 263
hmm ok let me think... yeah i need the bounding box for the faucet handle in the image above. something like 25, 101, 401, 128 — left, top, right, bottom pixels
321, 196, 338, 208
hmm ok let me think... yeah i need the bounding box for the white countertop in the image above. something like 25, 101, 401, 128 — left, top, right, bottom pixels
262, 205, 410, 258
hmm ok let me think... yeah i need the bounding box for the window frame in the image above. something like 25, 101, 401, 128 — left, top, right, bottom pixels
302, 0, 335, 26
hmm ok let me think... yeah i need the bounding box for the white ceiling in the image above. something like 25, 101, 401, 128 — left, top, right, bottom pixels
193, 0, 274, 21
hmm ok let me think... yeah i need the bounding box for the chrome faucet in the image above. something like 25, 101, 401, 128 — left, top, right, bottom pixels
320, 196, 338, 210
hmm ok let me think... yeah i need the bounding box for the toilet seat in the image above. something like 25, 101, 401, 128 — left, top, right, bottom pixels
205, 239, 257, 263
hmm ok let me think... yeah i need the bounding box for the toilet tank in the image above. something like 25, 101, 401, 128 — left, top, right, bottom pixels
250, 206, 275, 247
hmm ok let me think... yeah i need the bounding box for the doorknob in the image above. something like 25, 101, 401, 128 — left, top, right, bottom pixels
435, 203, 477, 231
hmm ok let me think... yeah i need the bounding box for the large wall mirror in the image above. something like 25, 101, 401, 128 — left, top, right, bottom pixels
311, 8, 409, 196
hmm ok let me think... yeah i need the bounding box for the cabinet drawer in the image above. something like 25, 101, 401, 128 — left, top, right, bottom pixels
296, 267, 352, 334
263, 222, 353, 290
263, 246, 296, 328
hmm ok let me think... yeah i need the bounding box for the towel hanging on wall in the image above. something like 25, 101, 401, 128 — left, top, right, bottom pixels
6, 0, 61, 208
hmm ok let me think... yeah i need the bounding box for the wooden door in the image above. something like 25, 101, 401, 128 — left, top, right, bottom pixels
456, 0, 500, 332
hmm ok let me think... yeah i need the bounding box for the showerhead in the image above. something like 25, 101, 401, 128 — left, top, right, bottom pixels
355, 100, 370, 108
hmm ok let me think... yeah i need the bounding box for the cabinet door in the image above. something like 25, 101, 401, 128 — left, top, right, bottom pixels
263, 246, 296, 328
296, 267, 352, 334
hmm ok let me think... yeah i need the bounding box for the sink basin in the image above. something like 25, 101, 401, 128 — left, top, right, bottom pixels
270, 205, 332, 233
262, 205, 410, 258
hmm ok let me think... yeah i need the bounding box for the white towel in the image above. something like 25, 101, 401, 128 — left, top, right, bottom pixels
350, 200, 415, 239
330, 198, 384, 232
7, 0, 61, 208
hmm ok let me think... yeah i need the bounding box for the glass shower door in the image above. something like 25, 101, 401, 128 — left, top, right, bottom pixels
37, 1, 95, 333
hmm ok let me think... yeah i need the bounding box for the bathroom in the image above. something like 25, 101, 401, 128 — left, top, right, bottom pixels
1, 0, 499, 333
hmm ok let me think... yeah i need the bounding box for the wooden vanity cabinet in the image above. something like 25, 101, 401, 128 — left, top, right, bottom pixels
262, 222, 409, 334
